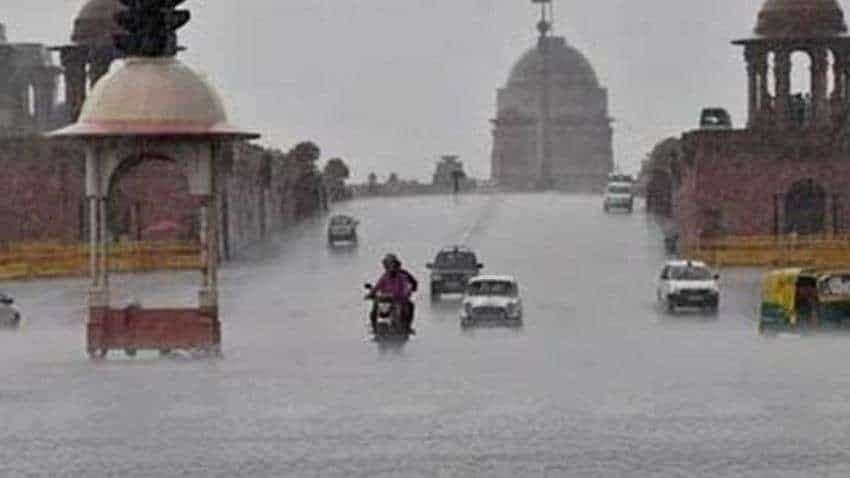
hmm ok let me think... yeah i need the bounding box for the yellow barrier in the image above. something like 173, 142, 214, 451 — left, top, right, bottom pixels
0, 241, 202, 281
688, 235, 850, 268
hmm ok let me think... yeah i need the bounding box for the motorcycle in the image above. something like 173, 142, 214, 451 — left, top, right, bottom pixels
364, 284, 411, 342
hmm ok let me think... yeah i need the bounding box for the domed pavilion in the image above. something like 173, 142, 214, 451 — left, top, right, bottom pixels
491, 13, 612, 192
54, 0, 124, 121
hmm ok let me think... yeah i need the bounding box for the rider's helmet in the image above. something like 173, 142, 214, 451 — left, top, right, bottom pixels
382, 253, 401, 270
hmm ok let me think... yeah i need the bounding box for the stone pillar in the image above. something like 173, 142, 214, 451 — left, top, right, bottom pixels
59, 47, 88, 121
775, 49, 792, 128
32, 70, 57, 132
85, 145, 109, 308
746, 46, 758, 127
88, 46, 114, 88
811, 47, 830, 128
757, 50, 771, 126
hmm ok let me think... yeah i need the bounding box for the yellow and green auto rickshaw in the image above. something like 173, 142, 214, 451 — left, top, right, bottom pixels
759, 268, 850, 335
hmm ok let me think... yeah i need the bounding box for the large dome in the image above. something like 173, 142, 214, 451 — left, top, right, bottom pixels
52, 57, 256, 138
71, 0, 123, 46
507, 37, 599, 88
755, 0, 847, 37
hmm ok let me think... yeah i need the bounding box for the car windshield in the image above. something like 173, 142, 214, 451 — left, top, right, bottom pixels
607, 185, 631, 194
670, 266, 713, 281
468, 281, 517, 297
330, 216, 352, 225
435, 251, 477, 268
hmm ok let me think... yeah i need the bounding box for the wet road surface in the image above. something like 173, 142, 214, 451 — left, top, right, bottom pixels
1, 194, 850, 477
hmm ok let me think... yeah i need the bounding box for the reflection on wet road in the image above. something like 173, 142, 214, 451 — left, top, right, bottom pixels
1, 194, 849, 477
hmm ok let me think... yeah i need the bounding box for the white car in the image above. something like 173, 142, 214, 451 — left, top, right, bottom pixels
657, 260, 720, 313
460, 275, 523, 327
603, 182, 634, 212
0, 293, 21, 328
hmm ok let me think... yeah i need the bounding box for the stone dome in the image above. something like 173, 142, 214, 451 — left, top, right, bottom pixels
507, 36, 599, 88
755, 0, 847, 37
51, 57, 256, 138
71, 0, 123, 46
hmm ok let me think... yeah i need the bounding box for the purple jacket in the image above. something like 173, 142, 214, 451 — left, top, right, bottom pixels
373, 270, 418, 300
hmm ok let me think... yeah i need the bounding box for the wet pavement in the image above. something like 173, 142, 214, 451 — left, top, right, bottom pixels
1, 194, 850, 477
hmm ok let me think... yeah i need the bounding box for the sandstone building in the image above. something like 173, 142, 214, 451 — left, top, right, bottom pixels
491, 11, 613, 192
675, 0, 850, 250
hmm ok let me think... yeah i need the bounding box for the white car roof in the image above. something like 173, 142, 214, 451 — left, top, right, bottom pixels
664, 260, 709, 269
470, 275, 517, 284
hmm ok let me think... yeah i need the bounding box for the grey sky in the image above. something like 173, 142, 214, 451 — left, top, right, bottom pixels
3, 0, 796, 181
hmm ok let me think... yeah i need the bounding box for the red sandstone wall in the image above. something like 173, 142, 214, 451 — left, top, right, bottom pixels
0, 138, 305, 255
677, 130, 850, 249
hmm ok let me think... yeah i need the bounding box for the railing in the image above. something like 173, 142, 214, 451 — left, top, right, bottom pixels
688, 235, 850, 268
0, 241, 202, 281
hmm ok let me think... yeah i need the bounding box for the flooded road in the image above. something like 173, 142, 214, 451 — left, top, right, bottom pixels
1, 194, 849, 477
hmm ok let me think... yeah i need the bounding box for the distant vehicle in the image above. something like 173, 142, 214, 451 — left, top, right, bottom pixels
758, 269, 850, 336
427, 246, 484, 299
0, 293, 21, 329
603, 182, 635, 213
460, 275, 523, 328
699, 108, 732, 130
657, 260, 720, 313
607, 173, 634, 184
327, 215, 358, 246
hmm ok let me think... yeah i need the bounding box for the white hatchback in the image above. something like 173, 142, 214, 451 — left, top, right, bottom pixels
657, 260, 720, 313
461, 275, 523, 327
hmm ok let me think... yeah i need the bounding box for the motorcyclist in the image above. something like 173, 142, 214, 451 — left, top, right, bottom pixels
369, 254, 418, 334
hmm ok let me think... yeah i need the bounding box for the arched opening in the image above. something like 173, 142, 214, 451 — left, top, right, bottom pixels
766, 51, 777, 98
785, 179, 827, 235
789, 51, 813, 126
827, 49, 837, 98
107, 156, 200, 242
26, 84, 36, 118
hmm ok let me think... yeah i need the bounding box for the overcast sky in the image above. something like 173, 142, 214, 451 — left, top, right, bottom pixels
2, 0, 800, 180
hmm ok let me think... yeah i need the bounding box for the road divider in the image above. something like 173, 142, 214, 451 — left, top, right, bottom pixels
689, 235, 850, 268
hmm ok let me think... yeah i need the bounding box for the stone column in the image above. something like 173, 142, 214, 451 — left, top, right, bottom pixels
811, 47, 830, 128
88, 46, 115, 88
32, 69, 57, 132
775, 49, 792, 128
757, 49, 771, 126
85, 144, 109, 307
746, 46, 759, 127
59, 46, 87, 121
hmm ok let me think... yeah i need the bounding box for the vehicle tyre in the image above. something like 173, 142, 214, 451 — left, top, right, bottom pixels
125, 348, 137, 358
430, 283, 441, 300
603, 204, 609, 213
666, 301, 676, 314
159, 348, 172, 357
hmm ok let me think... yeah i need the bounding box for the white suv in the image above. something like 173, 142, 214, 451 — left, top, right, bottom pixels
603, 182, 634, 213
657, 260, 720, 313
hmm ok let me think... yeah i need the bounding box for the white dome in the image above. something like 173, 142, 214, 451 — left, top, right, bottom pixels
52, 57, 256, 138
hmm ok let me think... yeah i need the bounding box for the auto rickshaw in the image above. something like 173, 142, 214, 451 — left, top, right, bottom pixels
759, 268, 850, 335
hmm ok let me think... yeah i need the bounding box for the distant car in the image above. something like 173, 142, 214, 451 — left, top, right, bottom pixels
607, 173, 634, 184
657, 260, 720, 313
427, 246, 484, 299
327, 215, 358, 245
461, 275, 523, 327
699, 108, 732, 130
0, 293, 21, 329
603, 182, 635, 213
